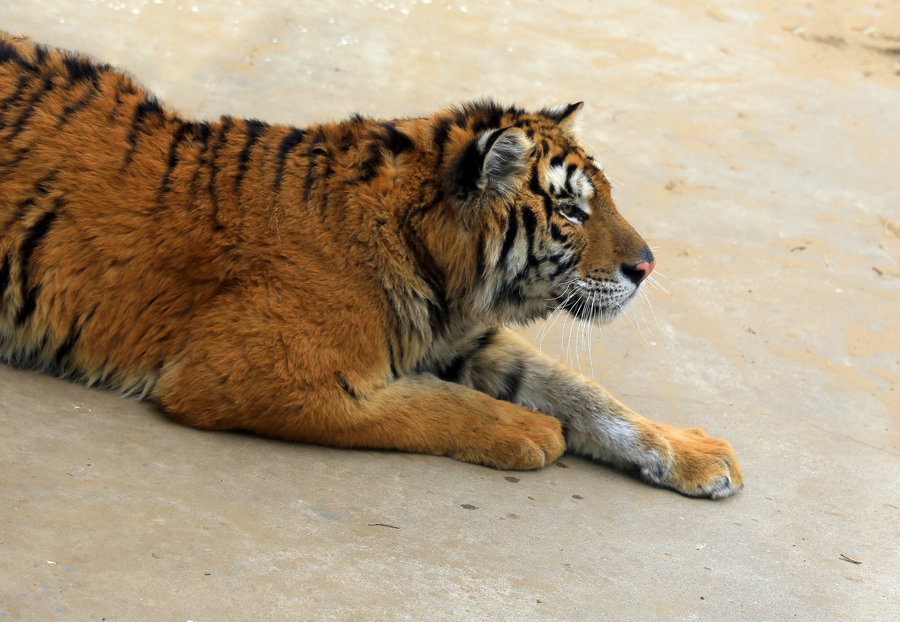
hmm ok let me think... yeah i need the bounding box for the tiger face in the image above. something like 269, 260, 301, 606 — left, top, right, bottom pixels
444, 102, 655, 327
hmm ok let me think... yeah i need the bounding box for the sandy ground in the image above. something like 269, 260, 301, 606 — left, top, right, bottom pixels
2, 0, 899, 619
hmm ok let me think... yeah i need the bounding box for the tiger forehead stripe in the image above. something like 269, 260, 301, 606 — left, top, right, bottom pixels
544, 162, 593, 208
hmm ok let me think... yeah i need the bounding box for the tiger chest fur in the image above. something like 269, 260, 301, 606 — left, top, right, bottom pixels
0, 33, 742, 498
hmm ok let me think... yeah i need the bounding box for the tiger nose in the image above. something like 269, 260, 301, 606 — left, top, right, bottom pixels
621, 247, 655, 285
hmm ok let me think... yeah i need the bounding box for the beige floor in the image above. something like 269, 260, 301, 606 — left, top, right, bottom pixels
2, 1, 899, 619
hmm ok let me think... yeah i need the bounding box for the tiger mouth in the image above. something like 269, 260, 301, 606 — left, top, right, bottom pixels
557, 281, 640, 322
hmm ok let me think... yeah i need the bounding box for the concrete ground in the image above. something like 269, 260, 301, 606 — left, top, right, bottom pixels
2, 0, 899, 619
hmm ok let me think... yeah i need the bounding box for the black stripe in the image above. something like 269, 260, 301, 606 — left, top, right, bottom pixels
134, 293, 162, 321
234, 119, 268, 196
487, 106, 504, 130
419, 258, 450, 336
448, 139, 483, 198
52, 324, 81, 370
34, 171, 58, 196
0, 75, 33, 121
451, 106, 469, 127
186, 121, 213, 196
493, 280, 525, 307
32, 45, 50, 66
550, 254, 578, 279
357, 141, 382, 183
56, 87, 100, 129
497, 207, 519, 267
475, 232, 486, 278
123, 97, 164, 165
207, 117, 233, 227
555, 102, 582, 122
18, 207, 58, 276
402, 210, 449, 336
470, 102, 505, 133
0, 174, 56, 226
569, 205, 590, 223
496, 360, 526, 403
15, 207, 59, 326
63, 55, 101, 85
564, 163, 578, 194
474, 329, 497, 351
335, 372, 358, 400
158, 121, 194, 206
4, 77, 53, 143
437, 354, 466, 383
432, 117, 453, 166
0, 40, 28, 67
386, 339, 399, 378
106, 83, 128, 122
529, 167, 553, 220
336, 124, 355, 152
0, 255, 10, 299
438, 329, 497, 383
316, 146, 335, 182
380, 123, 414, 156
550, 223, 567, 242
3, 197, 35, 233
549, 155, 565, 168
274, 127, 307, 191
521, 207, 538, 266
302, 132, 326, 204
319, 169, 332, 212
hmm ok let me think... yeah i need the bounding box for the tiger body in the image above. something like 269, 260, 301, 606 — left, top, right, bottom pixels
0, 34, 741, 498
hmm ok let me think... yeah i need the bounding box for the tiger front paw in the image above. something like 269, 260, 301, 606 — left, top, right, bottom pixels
451, 411, 567, 470
642, 425, 743, 499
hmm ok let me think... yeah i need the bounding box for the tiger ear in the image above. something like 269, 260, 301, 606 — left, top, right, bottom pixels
477, 127, 532, 196
542, 102, 584, 134
447, 127, 532, 200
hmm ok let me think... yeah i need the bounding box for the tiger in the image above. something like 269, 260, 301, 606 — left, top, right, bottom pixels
0, 33, 741, 499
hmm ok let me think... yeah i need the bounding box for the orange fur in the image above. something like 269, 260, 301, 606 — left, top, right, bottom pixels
0, 34, 741, 496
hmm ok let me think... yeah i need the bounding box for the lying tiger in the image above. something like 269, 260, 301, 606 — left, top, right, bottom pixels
0, 33, 741, 498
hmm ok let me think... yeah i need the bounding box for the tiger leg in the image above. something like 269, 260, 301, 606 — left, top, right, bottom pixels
151, 305, 565, 470
318, 375, 568, 470
440, 329, 743, 498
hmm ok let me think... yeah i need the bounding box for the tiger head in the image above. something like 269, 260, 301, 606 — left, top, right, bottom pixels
440, 101, 655, 326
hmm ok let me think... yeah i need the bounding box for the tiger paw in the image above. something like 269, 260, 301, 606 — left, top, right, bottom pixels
642, 425, 743, 499
451, 411, 566, 470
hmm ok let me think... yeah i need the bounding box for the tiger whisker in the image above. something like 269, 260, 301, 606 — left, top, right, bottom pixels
639, 288, 658, 328
619, 300, 649, 344
645, 275, 670, 296
537, 285, 580, 351
587, 291, 597, 380
568, 295, 583, 369
537, 306, 565, 354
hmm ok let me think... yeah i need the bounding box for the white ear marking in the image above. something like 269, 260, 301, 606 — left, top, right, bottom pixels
477, 127, 532, 196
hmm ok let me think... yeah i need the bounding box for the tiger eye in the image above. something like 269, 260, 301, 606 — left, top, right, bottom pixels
559, 200, 577, 216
